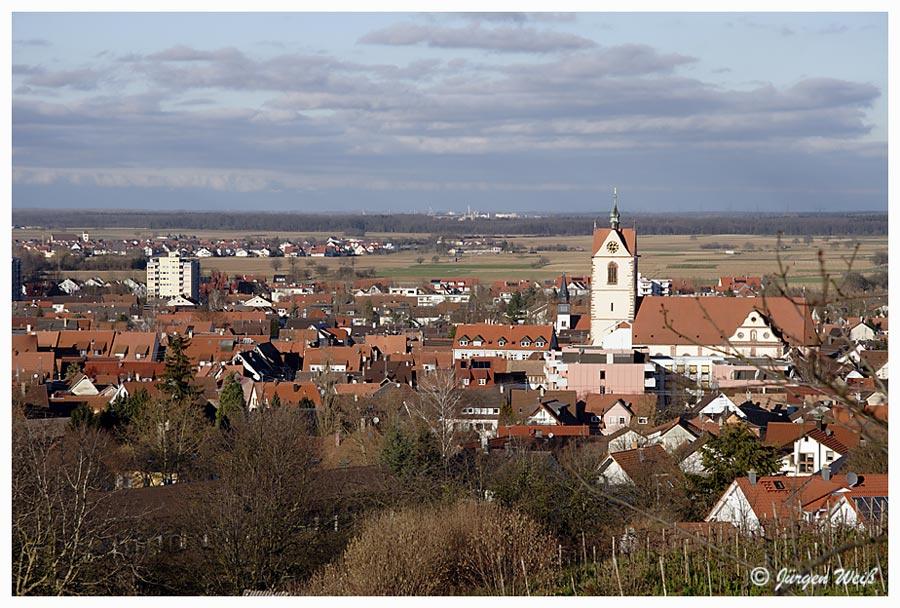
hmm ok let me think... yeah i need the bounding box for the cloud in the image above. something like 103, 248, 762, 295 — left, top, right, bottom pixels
9, 30, 886, 212
23, 68, 103, 90
359, 22, 596, 53
147, 45, 247, 62
13, 38, 49, 46
815, 23, 849, 35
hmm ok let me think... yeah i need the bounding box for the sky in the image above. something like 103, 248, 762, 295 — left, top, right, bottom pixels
8, 5, 890, 214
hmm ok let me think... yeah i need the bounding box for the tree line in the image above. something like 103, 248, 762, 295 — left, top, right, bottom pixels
13, 210, 888, 237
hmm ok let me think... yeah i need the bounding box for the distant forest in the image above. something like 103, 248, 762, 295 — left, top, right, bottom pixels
12, 210, 887, 237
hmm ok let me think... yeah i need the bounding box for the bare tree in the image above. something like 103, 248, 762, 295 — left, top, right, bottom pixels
314, 364, 344, 437
189, 407, 321, 594
12, 416, 133, 595
406, 368, 464, 461
124, 396, 211, 485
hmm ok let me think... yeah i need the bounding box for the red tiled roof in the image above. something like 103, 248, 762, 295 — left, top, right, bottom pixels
632, 296, 816, 347
733, 474, 888, 523
763, 422, 859, 452
606, 444, 680, 483
453, 324, 555, 351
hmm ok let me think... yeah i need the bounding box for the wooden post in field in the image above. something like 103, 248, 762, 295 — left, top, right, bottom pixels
614, 537, 624, 596
706, 561, 712, 596
659, 555, 667, 596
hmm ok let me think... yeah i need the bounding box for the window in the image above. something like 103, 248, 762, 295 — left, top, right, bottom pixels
607, 262, 618, 285
521, 339, 531, 348
618, 416, 626, 425
498, 338, 506, 347
473, 339, 483, 347
825, 450, 835, 463
478, 378, 487, 385
459, 338, 469, 346
750, 330, 757, 341
535, 339, 546, 348
638, 417, 648, 425
462, 378, 470, 386
599, 370, 606, 380
798, 452, 815, 473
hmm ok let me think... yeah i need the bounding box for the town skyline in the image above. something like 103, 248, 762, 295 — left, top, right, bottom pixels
10, 6, 888, 213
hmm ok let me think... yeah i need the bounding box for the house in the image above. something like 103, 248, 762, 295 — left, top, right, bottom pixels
110, 332, 159, 362
644, 418, 703, 452
247, 380, 322, 410
706, 472, 888, 532
453, 324, 558, 361
848, 320, 877, 343
597, 444, 682, 487
58, 278, 81, 294
232, 343, 290, 382
858, 350, 888, 380
764, 421, 859, 476
524, 398, 580, 426
582, 393, 657, 434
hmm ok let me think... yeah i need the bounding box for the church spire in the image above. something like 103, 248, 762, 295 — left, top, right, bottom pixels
610, 186, 620, 230
559, 274, 570, 303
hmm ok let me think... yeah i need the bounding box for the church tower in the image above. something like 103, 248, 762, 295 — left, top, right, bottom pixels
555, 274, 571, 332
590, 188, 638, 345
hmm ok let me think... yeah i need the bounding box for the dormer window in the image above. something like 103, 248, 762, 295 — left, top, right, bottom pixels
459, 338, 470, 347
498, 338, 507, 347
535, 339, 546, 348
473, 337, 483, 347
520, 339, 531, 348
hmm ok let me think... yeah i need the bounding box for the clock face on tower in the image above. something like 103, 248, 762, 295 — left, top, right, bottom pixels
606, 241, 619, 253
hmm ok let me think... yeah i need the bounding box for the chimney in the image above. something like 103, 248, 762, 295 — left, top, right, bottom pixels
821, 466, 832, 482
748, 469, 757, 486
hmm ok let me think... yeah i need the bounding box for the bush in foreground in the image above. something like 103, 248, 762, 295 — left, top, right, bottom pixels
302, 500, 556, 595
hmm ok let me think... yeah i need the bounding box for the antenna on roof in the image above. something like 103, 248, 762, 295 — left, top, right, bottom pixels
846, 472, 859, 487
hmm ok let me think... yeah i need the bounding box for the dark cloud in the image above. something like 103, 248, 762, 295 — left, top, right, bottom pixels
359, 22, 596, 53
10, 31, 886, 212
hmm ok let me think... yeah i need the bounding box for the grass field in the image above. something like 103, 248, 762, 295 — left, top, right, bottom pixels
17, 228, 886, 288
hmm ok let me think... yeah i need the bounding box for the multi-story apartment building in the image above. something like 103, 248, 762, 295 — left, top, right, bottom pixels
146, 251, 200, 301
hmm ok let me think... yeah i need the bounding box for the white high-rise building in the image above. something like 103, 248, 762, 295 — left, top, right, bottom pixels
590, 189, 638, 345
146, 251, 200, 301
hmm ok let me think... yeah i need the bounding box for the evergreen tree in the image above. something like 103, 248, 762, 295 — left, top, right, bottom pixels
379, 425, 441, 479
161, 335, 197, 403
270, 393, 282, 409
687, 422, 781, 518
100, 388, 150, 430
216, 373, 245, 428
68, 403, 97, 429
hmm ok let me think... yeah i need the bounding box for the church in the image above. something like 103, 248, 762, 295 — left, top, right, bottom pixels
588, 192, 815, 358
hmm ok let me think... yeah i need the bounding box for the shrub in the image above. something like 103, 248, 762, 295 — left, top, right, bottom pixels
303, 500, 556, 595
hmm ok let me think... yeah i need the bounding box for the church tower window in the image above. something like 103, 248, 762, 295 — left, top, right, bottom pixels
607, 262, 618, 285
